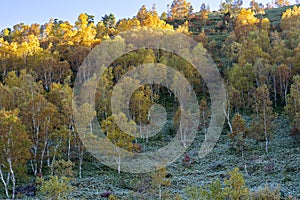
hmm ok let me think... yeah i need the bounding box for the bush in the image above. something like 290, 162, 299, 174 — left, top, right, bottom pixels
250, 185, 280, 200
185, 180, 224, 200
223, 168, 249, 199
37, 176, 74, 199
52, 159, 75, 178
185, 168, 249, 200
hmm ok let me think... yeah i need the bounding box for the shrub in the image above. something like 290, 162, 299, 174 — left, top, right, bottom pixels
223, 168, 249, 199
250, 185, 280, 200
185, 168, 249, 200
37, 175, 74, 199
52, 159, 75, 178
185, 180, 224, 200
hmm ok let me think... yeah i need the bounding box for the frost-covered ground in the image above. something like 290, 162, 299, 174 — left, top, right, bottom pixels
69, 117, 300, 199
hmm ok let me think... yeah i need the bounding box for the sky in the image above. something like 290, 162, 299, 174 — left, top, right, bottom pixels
0, 0, 297, 31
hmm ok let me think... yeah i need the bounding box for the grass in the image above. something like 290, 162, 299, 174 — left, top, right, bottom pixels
66, 115, 299, 199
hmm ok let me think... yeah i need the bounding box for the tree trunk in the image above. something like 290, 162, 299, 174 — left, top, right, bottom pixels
180, 121, 187, 148
118, 156, 121, 174
223, 97, 233, 133
8, 158, 15, 199
50, 143, 60, 175
273, 74, 277, 108
241, 150, 249, 176
78, 146, 83, 178
263, 102, 268, 154
284, 84, 288, 106
159, 184, 162, 200
89, 121, 93, 133
67, 132, 71, 161
0, 167, 9, 199
39, 140, 48, 175
47, 146, 50, 167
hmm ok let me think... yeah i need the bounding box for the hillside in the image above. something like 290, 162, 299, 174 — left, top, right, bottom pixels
0, 2, 300, 199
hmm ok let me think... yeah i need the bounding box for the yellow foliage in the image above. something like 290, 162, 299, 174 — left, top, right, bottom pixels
3, 29, 9, 36
176, 21, 190, 35
236, 8, 259, 26
282, 6, 300, 19
117, 18, 141, 32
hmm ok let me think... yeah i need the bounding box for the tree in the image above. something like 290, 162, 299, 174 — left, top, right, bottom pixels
66, 46, 91, 75
161, 12, 167, 21
74, 103, 96, 178
199, 98, 210, 134
47, 83, 74, 161
102, 13, 116, 29
228, 63, 256, 110
0, 83, 13, 110
20, 95, 59, 176
275, 0, 290, 7
150, 167, 172, 199
101, 113, 136, 173
95, 67, 114, 122
52, 159, 75, 178
251, 84, 274, 153
185, 168, 249, 200
281, 6, 300, 50
170, 0, 192, 19
185, 180, 224, 200
250, 0, 259, 13
291, 43, 300, 76
174, 107, 196, 148
137, 5, 148, 25
73, 13, 98, 46
129, 86, 153, 141
276, 64, 291, 105
223, 85, 234, 134
37, 175, 74, 199
223, 168, 249, 199
131, 167, 177, 199
234, 8, 259, 40
136, 5, 173, 29
220, 0, 243, 18
223, 83, 243, 133
34, 56, 71, 91
0, 109, 31, 199
285, 75, 300, 142
116, 18, 141, 32
228, 113, 248, 155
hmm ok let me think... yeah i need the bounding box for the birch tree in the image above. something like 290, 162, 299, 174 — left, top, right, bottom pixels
0, 109, 31, 199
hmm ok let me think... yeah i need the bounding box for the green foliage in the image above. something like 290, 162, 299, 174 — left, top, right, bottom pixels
37, 176, 74, 200
185, 180, 224, 200
285, 75, 300, 137
102, 13, 116, 29
109, 194, 119, 200
148, 167, 172, 199
0, 109, 32, 199
223, 168, 249, 199
251, 84, 275, 153
0, 3, 300, 199
228, 113, 248, 154
52, 159, 75, 178
185, 168, 249, 200
228, 63, 255, 110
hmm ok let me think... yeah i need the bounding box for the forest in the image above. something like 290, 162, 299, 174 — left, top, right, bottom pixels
0, 0, 299, 199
